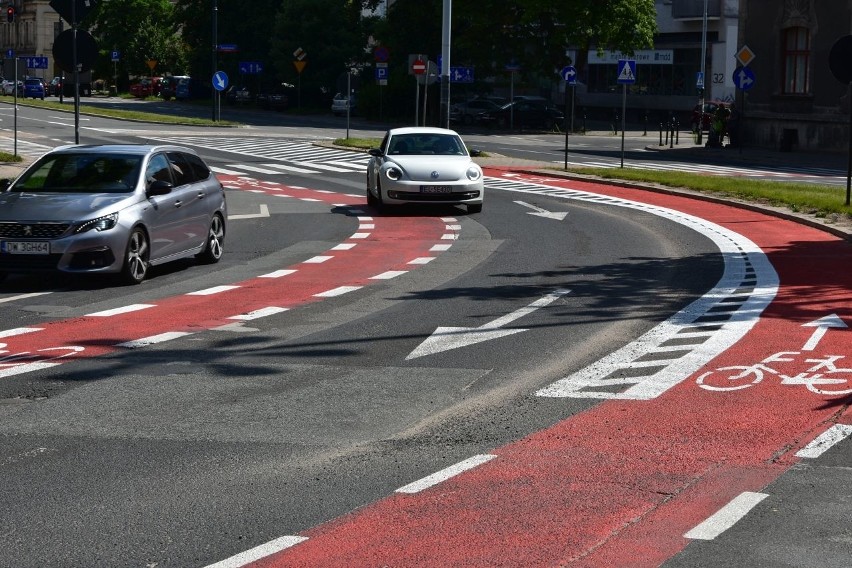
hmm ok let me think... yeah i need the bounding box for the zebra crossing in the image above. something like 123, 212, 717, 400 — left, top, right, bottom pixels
148, 136, 369, 176
0, 136, 52, 159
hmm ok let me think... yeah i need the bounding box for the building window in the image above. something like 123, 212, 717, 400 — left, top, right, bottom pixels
782, 27, 810, 94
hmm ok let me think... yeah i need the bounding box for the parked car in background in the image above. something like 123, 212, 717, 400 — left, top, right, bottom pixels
331, 92, 356, 116
1, 79, 22, 96
366, 127, 484, 214
23, 78, 45, 100
130, 77, 163, 98
257, 83, 294, 111
47, 76, 63, 96
0, 144, 227, 285
479, 100, 565, 130
175, 76, 210, 100
450, 98, 503, 125
692, 101, 728, 132
159, 75, 189, 101
225, 85, 251, 105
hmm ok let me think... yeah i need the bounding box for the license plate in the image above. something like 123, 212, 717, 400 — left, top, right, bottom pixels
1, 241, 50, 255
420, 185, 452, 194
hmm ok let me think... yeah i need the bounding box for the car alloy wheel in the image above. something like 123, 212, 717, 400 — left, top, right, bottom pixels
122, 227, 150, 285
197, 214, 225, 263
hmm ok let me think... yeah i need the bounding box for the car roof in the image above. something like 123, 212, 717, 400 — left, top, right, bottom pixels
387, 127, 461, 136
48, 144, 197, 156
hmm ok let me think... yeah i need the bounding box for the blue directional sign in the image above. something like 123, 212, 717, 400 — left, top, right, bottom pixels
616, 59, 637, 84
111, 50, 120, 62
733, 66, 756, 91
24, 56, 49, 69
212, 71, 229, 92
561, 65, 577, 85
239, 61, 264, 74
696, 71, 704, 89
450, 66, 474, 83
5, 49, 13, 59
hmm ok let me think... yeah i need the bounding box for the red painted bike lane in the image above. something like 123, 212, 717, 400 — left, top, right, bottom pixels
240, 172, 852, 567
0, 179, 458, 377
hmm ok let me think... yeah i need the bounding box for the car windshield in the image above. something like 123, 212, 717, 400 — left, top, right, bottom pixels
9, 153, 143, 194
387, 134, 466, 156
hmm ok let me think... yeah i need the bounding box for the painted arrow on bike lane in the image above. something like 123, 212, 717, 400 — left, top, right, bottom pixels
225, 172, 852, 568
0, 180, 459, 375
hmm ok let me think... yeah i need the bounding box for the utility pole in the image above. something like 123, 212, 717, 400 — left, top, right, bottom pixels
697, 0, 708, 145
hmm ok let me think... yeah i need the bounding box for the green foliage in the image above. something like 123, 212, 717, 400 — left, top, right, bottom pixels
89, 0, 186, 85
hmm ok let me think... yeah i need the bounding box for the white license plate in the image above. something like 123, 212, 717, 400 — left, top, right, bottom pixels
1, 241, 51, 255
421, 185, 452, 194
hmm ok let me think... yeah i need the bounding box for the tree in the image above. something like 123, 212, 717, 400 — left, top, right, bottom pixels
89, 0, 185, 86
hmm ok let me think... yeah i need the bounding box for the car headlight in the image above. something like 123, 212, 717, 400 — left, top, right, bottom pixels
385, 166, 403, 181
466, 166, 482, 181
73, 212, 118, 234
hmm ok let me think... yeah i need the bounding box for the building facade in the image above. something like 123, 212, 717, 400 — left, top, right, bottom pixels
738, 0, 852, 152
1, 0, 63, 81
565, 0, 740, 123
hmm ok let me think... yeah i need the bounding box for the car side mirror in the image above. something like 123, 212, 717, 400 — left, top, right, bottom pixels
147, 180, 173, 196
368, 148, 383, 157
469, 148, 482, 157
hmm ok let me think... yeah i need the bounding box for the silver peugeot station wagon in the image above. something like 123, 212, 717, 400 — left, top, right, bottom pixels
0, 144, 227, 284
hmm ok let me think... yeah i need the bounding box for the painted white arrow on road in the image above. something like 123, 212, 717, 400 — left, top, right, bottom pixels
801, 314, 848, 351
228, 204, 270, 220
514, 201, 568, 221
406, 289, 571, 359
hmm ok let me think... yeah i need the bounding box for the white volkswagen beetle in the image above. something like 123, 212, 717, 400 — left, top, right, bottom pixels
366, 127, 484, 213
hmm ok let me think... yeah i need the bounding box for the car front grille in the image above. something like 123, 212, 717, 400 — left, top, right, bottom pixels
0, 222, 70, 239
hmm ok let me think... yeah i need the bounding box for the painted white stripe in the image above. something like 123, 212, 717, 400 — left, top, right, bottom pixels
371, 271, 408, 280
350, 233, 371, 239
441, 233, 458, 240
227, 164, 285, 175
0, 327, 44, 338
260, 163, 317, 174
441, 217, 458, 222
228, 307, 289, 321
299, 198, 323, 202
116, 331, 193, 349
396, 454, 497, 494
304, 256, 333, 264
331, 243, 357, 251
86, 304, 156, 317
359, 224, 376, 230
684, 492, 769, 540
291, 161, 351, 173
445, 224, 461, 231
430, 244, 452, 252
0, 362, 63, 378
260, 269, 298, 278
408, 257, 435, 265
358, 216, 374, 221
212, 166, 249, 176
0, 292, 52, 304
314, 286, 362, 298
795, 424, 852, 458
203, 535, 308, 568
187, 285, 241, 296
324, 160, 368, 171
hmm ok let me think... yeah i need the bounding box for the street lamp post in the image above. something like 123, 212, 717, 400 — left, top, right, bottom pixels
212, 0, 218, 122
697, 0, 708, 145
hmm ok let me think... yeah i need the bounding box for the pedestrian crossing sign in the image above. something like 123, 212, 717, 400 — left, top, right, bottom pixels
617, 59, 636, 84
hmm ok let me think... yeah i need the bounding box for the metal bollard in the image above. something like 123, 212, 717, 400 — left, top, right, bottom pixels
675, 121, 679, 145
669, 121, 674, 148
644, 112, 648, 136
660, 123, 664, 146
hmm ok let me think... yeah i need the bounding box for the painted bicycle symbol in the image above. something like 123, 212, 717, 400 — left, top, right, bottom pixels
0, 343, 85, 376
697, 351, 852, 395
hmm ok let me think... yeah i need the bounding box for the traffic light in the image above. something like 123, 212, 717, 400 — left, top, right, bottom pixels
6, 5, 13, 23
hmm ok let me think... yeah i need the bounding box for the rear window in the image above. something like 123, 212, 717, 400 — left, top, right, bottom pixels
25, 79, 41, 86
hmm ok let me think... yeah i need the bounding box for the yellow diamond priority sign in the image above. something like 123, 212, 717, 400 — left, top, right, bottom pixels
736, 45, 756, 67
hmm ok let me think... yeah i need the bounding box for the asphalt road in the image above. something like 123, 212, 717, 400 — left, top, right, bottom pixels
0, 101, 849, 568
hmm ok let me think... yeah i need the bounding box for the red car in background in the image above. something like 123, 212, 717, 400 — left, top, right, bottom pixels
130, 77, 164, 98
692, 101, 729, 132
